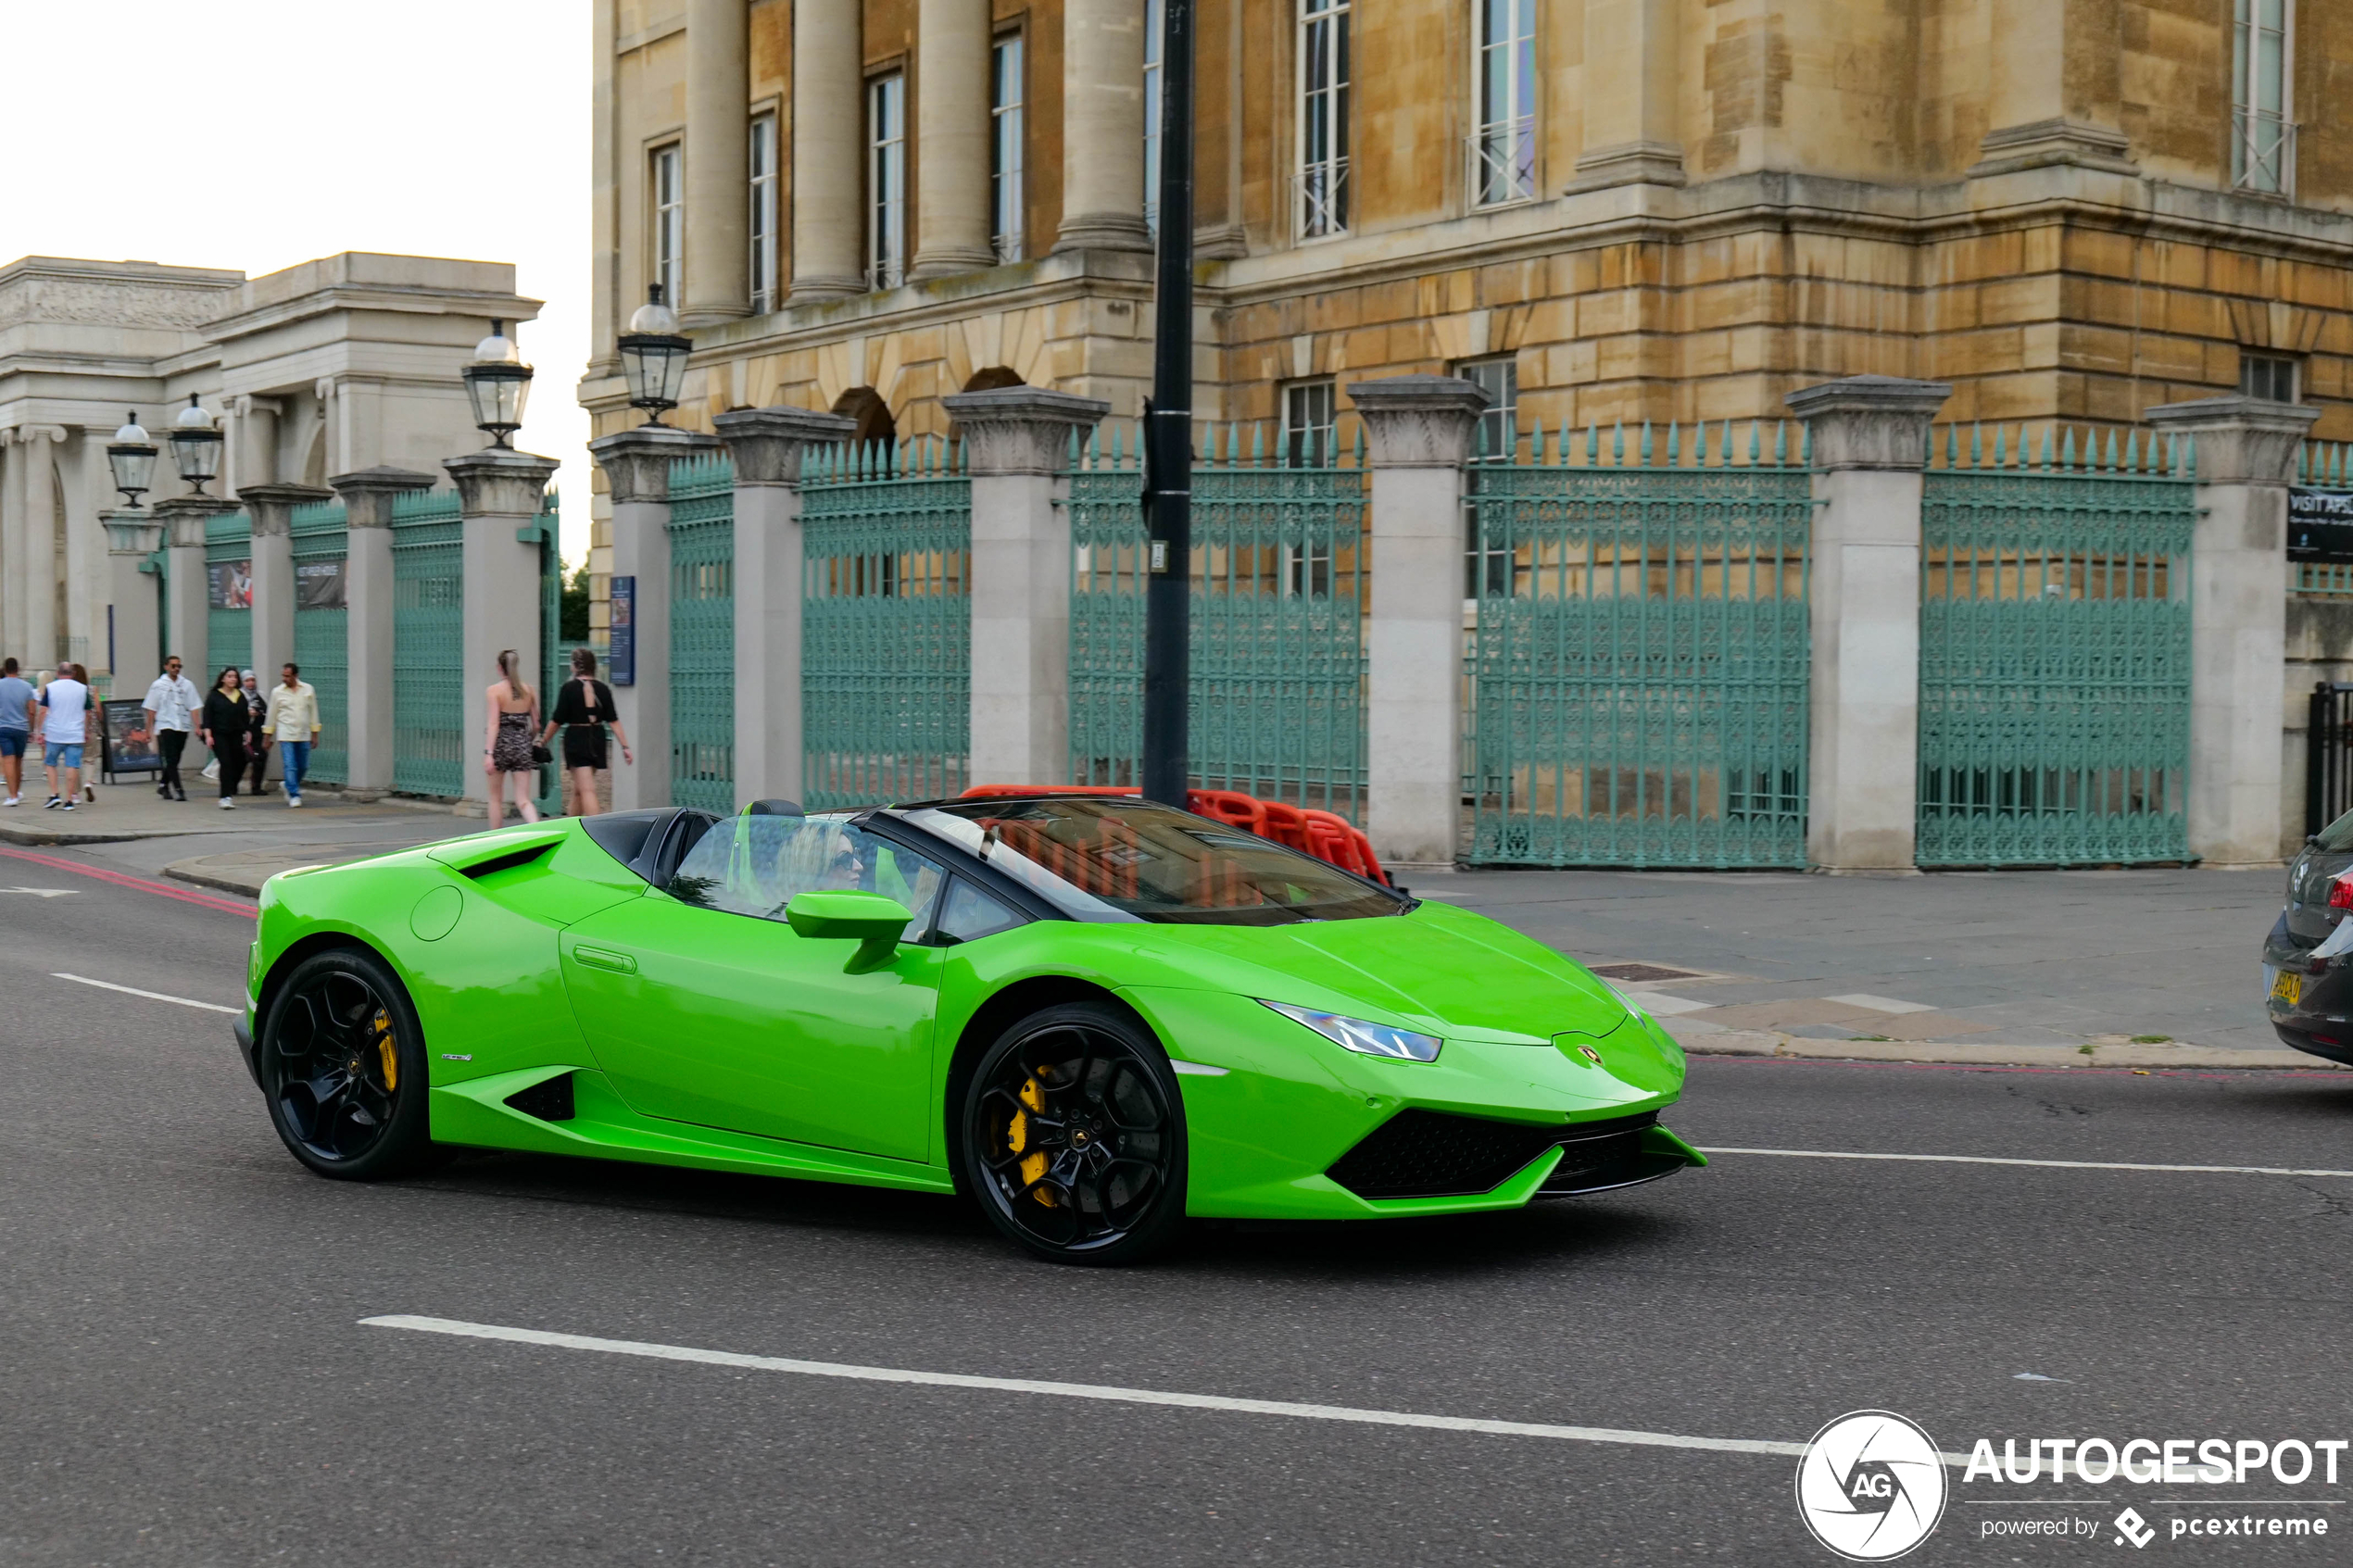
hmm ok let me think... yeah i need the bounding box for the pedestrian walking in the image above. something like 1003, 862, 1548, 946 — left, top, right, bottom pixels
539, 647, 630, 818
33, 662, 95, 811
0, 657, 34, 808
199, 667, 248, 809
483, 648, 542, 829
264, 662, 321, 808
138, 654, 200, 801
240, 669, 271, 797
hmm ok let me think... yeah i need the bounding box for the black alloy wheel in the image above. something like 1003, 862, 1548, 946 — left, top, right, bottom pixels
258, 947, 434, 1180
963, 1002, 1187, 1265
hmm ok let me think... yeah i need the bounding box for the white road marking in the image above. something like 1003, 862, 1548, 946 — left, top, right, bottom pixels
1824, 993, 1937, 1015
1624, 992, 1714, 1016
365, 1314, 1963, 1463
1698, 1146, 2353, 1180
4, 886, 77, 897
53, 972, 242, 1015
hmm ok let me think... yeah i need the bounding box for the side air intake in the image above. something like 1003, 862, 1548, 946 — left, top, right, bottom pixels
503, 1073, 576, 1122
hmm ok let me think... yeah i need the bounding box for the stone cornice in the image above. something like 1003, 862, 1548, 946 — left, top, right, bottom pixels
939, 388, 1112, 476
238, 481, 335, 536
711, 406, 858, 485
1785, 377, 1954, 471
1346, 376, 1489, 469
446, 448, 560, 519
2145, 395, 2323, 487
327, 465, 438, 528
588, 424, 723, 503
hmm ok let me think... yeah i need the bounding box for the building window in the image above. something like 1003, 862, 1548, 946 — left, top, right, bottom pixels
1283, 380, 1337, 469
651, 144, 683, 307
1459, 358, 1518, 597
2233, 0, 2294, 194
1143, 0, 1164, 234
868, 74, 907, 290
991, 37, 1026, 263
749, 114, 779, 311
2242, 351, 2299, 404
1471, 0, 1537, 207
1297, 0, 1351, 237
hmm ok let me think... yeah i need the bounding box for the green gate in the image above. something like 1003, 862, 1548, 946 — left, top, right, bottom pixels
1918, 427, 2195, 866
668, 455, 736, 812
1466, 422, 1814, 867
290, 499, 348, 784
390, 488, 465, 797
204, 512, 253, 678
1068, 422, 1368, 814
801, 439, 969, 809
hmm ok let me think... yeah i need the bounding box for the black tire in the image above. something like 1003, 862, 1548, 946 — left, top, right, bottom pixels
258, 947, 436, 1181
961, 1001, 1188, 1266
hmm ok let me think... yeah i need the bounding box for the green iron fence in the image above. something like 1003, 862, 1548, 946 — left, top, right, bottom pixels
668, 455, 736, 812
390, 488, 465, 797
204, 511, 253, 678
1917, 425, 2196, 866
290, 499, 348, 784
2296, 440, 2353, 595
1466, 421, 1814, 868
1068, 421, 1369, 815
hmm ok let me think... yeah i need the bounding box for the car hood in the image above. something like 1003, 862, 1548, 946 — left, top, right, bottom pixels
1128, 899, 1629, 1042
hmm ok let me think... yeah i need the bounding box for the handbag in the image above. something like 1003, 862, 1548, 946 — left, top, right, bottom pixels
531, 741, 554, 765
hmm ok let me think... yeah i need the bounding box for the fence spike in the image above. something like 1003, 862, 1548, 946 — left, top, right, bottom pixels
1667, 420, 1681, 466
1772, 420, 1787, 466
1613, 420, 1626, 465
2059, 427, 2076, 470
2123, 430, 2140, 473
2334, 443, 2345, 486
1588, 422, 1601, 465
1800, 421, 1812, 467
1746, 420, 1760, 467
2105, 429, 2120, 472
1641, 421, 1655, 466
1699, 420, 1714, 466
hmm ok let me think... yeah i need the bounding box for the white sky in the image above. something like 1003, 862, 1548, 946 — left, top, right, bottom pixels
0, 1, 593, 567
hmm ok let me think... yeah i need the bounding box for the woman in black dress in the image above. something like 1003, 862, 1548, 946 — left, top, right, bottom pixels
539, 647, 632, 818
197, 668, 248, 810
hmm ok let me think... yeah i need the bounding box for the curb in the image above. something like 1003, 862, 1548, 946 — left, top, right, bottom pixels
0, 821, 183, 847
160, 862, 266, 899
1680, 1030, 2343, 1072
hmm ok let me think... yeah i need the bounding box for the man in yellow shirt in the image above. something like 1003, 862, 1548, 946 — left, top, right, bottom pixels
263, 662, 321, 808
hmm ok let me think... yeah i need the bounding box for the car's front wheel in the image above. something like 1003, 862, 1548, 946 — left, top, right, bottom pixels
963, 1001, 1188, 1265
258, 947, 435, 1181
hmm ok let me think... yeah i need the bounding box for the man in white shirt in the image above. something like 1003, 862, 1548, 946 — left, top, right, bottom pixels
34, 664, 94, 812
264, 662, 321, 807
138, 654, 200, 802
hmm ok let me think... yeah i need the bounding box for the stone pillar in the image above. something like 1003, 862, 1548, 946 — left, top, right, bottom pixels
2146, 395, 2322, 868
1349, 376, 1487, 869
154, 495, 240, 684
1784, 376, 1952, 873
913, 0, 997, 278
588, 424, 722, 809
1569, 0, 1684, 191
791, 0, 868, 301
329, 466, 438, 794
682, 0, 751, 326
232, 395, 282, 492
1969, 0, 2135, 176
447, 449, 561, 807
942, 389, 1112, 786
239, 482, 332, 684
19, 426, 64, 669
2, 433, 25, 657
1054, 0, 1152, 254
101, 511, 166, 691
715, 406, 858, 808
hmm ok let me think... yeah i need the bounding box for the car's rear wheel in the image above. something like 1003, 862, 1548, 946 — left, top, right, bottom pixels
258, 947, 434, 1181
963, 1001, 1187, 1265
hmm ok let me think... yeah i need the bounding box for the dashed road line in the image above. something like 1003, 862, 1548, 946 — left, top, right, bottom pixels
1697, 1147, 2353, 1180
53, 972, 242, 1015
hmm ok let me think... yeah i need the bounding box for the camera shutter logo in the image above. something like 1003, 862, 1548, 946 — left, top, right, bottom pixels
1794, 1410, 1948, 1561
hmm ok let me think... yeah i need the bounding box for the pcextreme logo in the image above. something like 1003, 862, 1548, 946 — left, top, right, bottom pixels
1795, 1411, 1950, 1562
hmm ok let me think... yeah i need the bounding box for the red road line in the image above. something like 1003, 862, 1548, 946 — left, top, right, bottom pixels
0, 844, 257, 918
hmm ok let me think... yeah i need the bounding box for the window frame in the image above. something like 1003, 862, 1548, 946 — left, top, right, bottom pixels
749, 111, 780, 312
1296, 0, 1352, 240
1457, 357, 1520, 600
867, 72, 908, 291
2232, 0, 2296, 196
2240, 350, 2300, 405
990, 33, 1027, 263
650, 142, 684, 308
1469, 0, 1538, 209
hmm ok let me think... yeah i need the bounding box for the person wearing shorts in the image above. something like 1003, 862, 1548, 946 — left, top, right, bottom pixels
35, 663, 94, 811
539, 646, 631, 818
0, 658, 33, 808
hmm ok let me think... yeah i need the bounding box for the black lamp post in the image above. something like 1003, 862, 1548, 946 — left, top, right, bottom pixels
1141, 0, 1197, 809
166, 395, 223, 495
106, 412, 157, 508
617, 284, 692, 427
461, 320, 535, 448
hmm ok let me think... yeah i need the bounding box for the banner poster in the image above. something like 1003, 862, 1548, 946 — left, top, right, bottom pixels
296, 558, 346, 609
208, 559, 253, 609
101, 698, 162, 777
609, 574, 636, 685
2289, 489, 2353, 561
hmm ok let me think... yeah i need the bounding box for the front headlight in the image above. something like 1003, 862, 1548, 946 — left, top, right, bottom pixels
1260, 1000, 1442, 1062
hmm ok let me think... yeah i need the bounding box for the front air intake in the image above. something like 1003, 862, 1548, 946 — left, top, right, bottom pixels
1326, 1109, 1658, 1199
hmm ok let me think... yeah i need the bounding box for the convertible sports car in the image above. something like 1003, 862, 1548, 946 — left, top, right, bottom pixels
237, 794, 1704, 1263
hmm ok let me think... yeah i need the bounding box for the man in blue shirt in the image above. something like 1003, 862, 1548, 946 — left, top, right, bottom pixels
0, 657, 33, 808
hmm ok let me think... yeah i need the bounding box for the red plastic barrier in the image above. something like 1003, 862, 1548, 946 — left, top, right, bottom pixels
956, 784, 1390, 886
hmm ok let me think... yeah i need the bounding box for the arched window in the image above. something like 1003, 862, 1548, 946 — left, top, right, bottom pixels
831, 387, 898, 447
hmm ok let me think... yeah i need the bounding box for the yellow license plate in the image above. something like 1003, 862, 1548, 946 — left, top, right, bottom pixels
2271, 970, 2302, 1005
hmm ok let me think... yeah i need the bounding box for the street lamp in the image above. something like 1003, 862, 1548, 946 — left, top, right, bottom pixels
461, 320, 535, 448
106, 411, 157, 508
167, 395, 223, 495
617, 284, 691, 426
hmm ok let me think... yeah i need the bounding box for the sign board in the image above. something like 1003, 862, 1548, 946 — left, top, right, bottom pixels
2289, 489, 2353, 562
609, 574, 636, 685
100, 698, 162, 780
208, 559, 253, 609
296, 558, 346, 609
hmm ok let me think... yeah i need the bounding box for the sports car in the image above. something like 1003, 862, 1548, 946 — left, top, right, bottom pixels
237, 794, 1704, 1263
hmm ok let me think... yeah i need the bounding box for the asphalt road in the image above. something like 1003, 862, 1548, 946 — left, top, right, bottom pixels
3, 847, 2349, 1567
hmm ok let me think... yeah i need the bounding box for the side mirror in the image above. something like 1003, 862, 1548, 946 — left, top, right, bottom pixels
785, 889, 912, 971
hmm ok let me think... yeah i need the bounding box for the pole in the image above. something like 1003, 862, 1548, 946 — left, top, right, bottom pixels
1141, 0, 1195, 809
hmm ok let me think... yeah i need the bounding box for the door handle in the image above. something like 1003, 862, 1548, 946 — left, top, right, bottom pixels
573, 946, 637, 974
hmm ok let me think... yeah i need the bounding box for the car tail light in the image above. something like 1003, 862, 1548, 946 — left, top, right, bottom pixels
2330, 876, 2353, 911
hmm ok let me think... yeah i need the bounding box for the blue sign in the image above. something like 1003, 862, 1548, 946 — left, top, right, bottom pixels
609, 574, 635, 685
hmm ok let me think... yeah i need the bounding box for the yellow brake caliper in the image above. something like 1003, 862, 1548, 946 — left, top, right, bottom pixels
372, 1008, 397, 1092
1009, 1075, 1053, 1205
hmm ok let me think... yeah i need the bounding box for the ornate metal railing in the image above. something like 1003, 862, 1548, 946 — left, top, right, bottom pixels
389, 488, 464, 797
290, 498, 349, 784
667, 455, 736, 813
203, 511, 253, 679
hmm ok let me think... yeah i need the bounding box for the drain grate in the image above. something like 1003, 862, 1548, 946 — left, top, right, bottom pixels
1588, 962, 1704, 983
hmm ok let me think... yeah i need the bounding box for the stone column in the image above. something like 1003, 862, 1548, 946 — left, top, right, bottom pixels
19, 426, 64, 669
913, 0, 997, 278
329, 466, 438, 795
446, 449, 561, 808
791, 0, 869, 301
942, 388, 1112, 786
1569, 0, 1684, 191
239, 482, 333, 684
588, 424, 723, 809
100, 511, 166, 691
682, 0, 751, 326
153, 495, 240, 684
714, 406, 857, 808
2, 433, 25, 657
232, 396, 283, 492
1784, 376, 1952, 873
1054, 0, 1151, 254
2146, 395, 2322, 868
1349, 376, 1487, 869
1969, 0, 2135, 176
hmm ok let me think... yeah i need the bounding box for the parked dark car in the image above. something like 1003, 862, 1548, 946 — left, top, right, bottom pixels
2261, 810, 2353, 1067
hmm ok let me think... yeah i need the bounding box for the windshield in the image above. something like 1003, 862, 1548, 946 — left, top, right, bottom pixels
902, 797, 1409, 925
